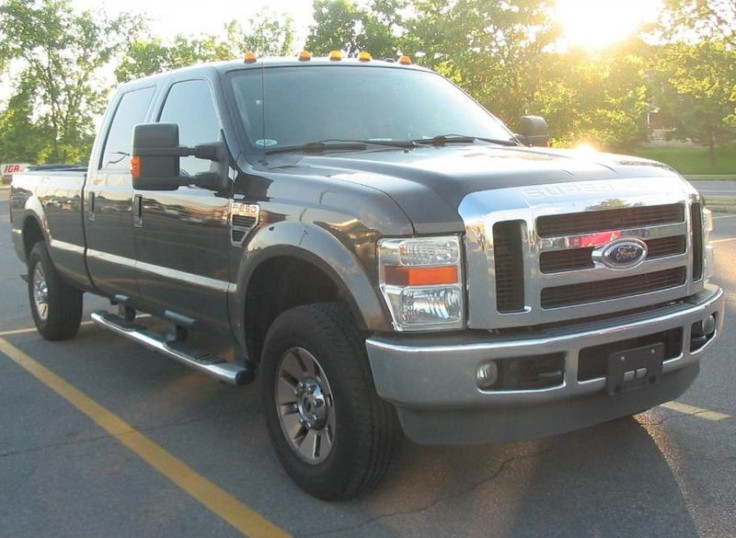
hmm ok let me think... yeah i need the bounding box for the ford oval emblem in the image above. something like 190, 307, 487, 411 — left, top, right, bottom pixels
594, 238, 648, 270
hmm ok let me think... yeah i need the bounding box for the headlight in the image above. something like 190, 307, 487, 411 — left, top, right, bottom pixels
703, 207, 713, 234
378, 236, 464, 331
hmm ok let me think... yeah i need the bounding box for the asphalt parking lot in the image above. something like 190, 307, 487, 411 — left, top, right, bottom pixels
1, 187, 735, 537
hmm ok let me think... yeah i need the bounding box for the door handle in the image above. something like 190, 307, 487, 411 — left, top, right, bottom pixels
87, 192, 95, 221
134, 194, 143, 228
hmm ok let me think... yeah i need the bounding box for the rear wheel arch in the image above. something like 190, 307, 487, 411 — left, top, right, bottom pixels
27, 242, 83, 340
22, 216, 46, 258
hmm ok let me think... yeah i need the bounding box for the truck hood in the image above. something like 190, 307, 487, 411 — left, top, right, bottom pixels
266, 144, 683, 234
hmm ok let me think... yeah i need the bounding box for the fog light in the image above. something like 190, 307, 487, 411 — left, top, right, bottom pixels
701, 314, 716, 335
476, 361, 498, 389
691, 313, 717, 352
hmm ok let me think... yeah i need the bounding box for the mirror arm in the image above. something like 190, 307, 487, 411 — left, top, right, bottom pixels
135, 146, 191, 158
192, 142, 227, 162
192, 172, 229, 191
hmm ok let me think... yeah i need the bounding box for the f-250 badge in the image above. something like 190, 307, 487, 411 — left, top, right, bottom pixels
230, 202, 260, 245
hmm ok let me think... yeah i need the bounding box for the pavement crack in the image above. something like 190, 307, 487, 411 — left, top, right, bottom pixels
0, 409, 244, 461
0, 432, 116, 459
301, 454, 524, 538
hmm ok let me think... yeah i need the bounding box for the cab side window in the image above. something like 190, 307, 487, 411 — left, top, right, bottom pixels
100, 86, 155, 171
158, 80, 220, 176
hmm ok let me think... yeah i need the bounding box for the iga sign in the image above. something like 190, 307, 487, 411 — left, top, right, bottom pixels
1, 163, 30, 184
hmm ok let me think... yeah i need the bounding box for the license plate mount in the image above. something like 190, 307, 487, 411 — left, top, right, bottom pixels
606, 342, 664, 395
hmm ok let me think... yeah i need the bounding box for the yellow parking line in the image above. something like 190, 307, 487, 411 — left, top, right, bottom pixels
0, 337, 290, 538
660, 401, 731, 421
0, 327, 40, 337
0, 315, 151, 337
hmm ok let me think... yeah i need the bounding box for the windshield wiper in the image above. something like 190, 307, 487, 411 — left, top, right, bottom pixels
413, 134, 518, 147
265, 140, 369, 155
265, 138, 419, 155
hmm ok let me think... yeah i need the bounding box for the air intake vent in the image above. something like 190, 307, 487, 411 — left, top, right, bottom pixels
537, 204, 685, 237
541, 267, 686, 309
232, 215, 257, 229
493, 221, 525, 312
691, 203, 703, 281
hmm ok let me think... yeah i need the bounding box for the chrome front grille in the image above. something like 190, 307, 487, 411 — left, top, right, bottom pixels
540, 267, 687, 309
538, 236, 687, 274
536, 203, 684, 237
459, 177, 707, 329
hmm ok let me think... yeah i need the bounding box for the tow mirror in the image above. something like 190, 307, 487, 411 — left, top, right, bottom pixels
517, 116, 549, 147
132, 123, 228, 191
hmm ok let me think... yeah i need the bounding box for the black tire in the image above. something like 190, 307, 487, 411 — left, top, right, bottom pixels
27, 242, 83, 341
260, 302, 399, 500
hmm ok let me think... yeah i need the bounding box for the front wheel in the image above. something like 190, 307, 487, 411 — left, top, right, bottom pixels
260, 303, 398, 500
27, 242, 83, 340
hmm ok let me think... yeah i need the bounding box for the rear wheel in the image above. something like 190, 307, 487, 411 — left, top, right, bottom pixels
261, 303, 398, 500
27, 242, 83, 340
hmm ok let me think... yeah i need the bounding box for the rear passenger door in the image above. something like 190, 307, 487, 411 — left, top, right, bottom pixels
85, 86, 155, 300
133, 78, 231, 330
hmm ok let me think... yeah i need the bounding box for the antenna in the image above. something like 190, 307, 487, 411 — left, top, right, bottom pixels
260, 57, 267, 164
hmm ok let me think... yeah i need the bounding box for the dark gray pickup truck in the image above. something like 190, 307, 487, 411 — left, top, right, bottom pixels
9, 54, 724, 499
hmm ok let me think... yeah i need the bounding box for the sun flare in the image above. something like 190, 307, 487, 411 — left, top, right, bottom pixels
554, 0, 662, 49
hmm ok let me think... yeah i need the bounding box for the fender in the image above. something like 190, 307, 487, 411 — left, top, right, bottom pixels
228, 220, 392, 357
13, 195, 49, 263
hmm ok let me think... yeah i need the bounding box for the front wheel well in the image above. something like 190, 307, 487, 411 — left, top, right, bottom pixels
244, 256, 360, 362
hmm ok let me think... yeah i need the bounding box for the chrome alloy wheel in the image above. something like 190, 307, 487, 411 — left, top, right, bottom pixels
275, 347, 335, 464
32, 263, 49, 322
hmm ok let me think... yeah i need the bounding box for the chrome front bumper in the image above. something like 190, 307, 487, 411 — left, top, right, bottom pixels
366, 285, 724, 444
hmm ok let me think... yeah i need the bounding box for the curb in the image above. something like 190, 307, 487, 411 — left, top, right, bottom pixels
685, 175, 736, 181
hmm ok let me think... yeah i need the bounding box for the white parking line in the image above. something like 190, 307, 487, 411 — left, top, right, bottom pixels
711, 237, 736, 244
714, 214, 736, 220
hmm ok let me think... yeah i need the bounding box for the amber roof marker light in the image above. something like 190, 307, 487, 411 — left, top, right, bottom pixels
329, 50, 343, 61
244, 51, 257, 64
298, 50, 312, 61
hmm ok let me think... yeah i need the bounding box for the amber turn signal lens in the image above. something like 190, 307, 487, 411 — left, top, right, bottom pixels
383, 265, 458, 286
130, 156, 141, 178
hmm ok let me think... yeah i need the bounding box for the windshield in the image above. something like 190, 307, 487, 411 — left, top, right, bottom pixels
227, 65, 515, 151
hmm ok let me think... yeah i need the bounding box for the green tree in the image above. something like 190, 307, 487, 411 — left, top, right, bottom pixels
116, 11, 296, 83
405, 0, 560, 124
305, 0, 406, 58
0, 0, 140, 163
115, 35, 233, 82
0, 75, 49, 163
649, 40, 736, 165
658, 0, 736, 46
531, 41, 651, 150
227, 11, 295, 56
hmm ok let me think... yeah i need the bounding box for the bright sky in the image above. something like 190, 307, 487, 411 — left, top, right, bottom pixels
72, 0, 316, 43
72, 0, 664, 50
2, 0, 665, 103
554, 0, 663, 49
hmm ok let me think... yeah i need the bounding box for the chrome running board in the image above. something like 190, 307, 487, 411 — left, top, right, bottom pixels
91, 311, 253, 385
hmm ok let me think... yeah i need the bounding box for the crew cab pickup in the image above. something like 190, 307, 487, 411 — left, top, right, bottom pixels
9, 54, 724, 500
